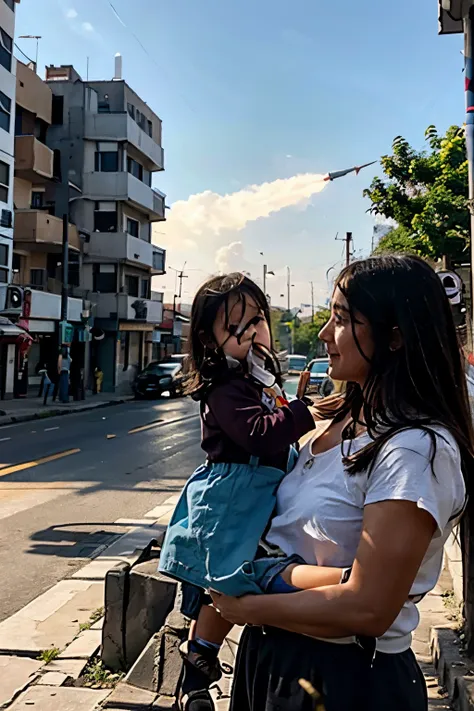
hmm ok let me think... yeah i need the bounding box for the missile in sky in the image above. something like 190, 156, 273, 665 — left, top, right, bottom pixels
323, 160, 377, 182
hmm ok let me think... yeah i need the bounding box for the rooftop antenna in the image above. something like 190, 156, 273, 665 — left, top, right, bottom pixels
114, 52, 122, 80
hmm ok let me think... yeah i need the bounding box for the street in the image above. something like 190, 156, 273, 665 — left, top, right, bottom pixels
0, 397, 200, 622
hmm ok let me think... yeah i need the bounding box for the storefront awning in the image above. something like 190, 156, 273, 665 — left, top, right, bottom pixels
0, 318, 33, 342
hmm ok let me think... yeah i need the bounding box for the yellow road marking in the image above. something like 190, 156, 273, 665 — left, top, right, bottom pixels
106, 434, 116, 439
128, 420, 163, 435
0, 449, 80, 477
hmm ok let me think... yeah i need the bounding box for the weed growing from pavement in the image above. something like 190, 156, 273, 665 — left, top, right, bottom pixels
82, 657, 123, 689
37, 647, 60, 664
79, 606, 104, 632
441, 589, 463, 628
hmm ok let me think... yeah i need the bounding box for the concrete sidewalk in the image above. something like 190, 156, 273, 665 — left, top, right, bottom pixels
0, 393, 135, 427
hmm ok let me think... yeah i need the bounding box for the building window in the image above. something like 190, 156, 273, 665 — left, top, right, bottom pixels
95, 150, 119, 172
94, 201, 117, 232
140, 279, 150, 299
30, 268, 46, 288
93, 263, 116, 292
0, 91, 11, 133
0, 161, 10, 203
31, 191, 44, 209
98, 99, 110, 113
125, 274, 139, 297
69, 251, 80, 287
147, 120, 152, 138
127, 157, 143, 182
0, 28, 12, 73
127, 102, 135, 119
0, 243, 8, 267
51, 95, 64, 125
126, 217, 139, 238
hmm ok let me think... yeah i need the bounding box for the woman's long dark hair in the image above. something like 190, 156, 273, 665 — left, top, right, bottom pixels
186, 273, 280, 398
316, 255, 474, 490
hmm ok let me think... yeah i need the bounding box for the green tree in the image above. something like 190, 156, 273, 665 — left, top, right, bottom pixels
373, 225, 418, 255
365, 125, 469, 262
292, 308, 330, 358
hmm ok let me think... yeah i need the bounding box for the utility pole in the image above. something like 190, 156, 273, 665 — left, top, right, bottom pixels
263, 264, 267, 296
345, 232, 352, 267
59, 138, 70, 348
465, 5, 474, 343
171, 263, 188, 353
310, 281, 315, 321
287, 266, 291, 312
438, 0, 474, 654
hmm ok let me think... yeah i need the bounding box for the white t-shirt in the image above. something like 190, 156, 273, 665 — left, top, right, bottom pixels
267, 426, 466, 654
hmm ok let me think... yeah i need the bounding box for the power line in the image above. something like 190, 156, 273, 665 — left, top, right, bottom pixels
105, 1, 161, 71
14, 42, 34, 65
102, 0, 197, 116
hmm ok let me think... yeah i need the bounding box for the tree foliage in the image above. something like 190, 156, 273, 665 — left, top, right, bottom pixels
365, 125, 469, 262
292, 309, 331, 358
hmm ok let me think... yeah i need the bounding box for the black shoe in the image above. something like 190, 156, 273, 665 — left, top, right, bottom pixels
179, 689, 215, 711
179, 641, 222, 684
178, 641, 221, 711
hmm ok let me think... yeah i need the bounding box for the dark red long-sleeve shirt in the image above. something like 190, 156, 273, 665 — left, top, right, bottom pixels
201, 375, 315, 472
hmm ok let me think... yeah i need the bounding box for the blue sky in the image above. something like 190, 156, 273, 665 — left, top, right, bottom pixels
16, 0, 464, 308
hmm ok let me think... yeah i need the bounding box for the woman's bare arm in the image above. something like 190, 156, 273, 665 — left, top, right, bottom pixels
212, 499, 436, 638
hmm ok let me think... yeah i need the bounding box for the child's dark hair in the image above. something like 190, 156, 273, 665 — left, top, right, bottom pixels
186, 272, 280, 398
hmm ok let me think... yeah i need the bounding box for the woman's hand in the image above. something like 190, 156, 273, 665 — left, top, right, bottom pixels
210, 591, 258, 626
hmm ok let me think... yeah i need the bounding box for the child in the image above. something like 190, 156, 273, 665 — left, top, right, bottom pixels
159, 274, 342, 711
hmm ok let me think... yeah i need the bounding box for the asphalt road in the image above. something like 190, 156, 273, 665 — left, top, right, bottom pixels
0, 397, 201, 622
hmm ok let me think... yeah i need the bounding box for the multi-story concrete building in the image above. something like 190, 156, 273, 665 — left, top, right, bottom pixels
0, 0, 20, 291
45, 61, 166, 393
11, 60, 82, 391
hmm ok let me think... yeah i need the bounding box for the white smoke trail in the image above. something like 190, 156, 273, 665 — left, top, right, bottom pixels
154, 173, 327, 249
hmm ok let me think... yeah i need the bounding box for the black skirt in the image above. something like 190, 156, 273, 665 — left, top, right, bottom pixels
229, 625, 427, 711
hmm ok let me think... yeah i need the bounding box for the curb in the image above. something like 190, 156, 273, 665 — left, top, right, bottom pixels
0, 397, 135, 428
431, 627, 474, 711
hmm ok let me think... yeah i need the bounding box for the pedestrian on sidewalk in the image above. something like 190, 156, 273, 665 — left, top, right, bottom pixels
208, 255, 473, 711
57, 347, 71, 404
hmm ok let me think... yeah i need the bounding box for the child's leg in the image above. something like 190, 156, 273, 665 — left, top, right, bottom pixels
180, 604, 233, 710
195, 603, 233, 645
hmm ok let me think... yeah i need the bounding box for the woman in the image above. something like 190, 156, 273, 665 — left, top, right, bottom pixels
211, 255, 473, 711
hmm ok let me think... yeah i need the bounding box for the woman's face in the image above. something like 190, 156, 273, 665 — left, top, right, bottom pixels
319, 287, 374, 387
213, 292, 271, 361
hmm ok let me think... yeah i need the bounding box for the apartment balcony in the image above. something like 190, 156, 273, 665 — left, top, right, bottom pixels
15, 136, 53, 182
94, 292, 163, 324
83, 172, 165, 222
84, 112, 164, 171
152, 246, 165, 275
24, 288, 82, 322
14, 211, 81, 251
88, 231, 153, 269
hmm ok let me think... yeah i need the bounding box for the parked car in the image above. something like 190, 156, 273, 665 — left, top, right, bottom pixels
133, 361, 185, 399
307, 357, 330, 394
288, 354, 307, 375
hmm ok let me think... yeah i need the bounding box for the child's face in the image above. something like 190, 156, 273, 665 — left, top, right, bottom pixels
213, 293, 271, 361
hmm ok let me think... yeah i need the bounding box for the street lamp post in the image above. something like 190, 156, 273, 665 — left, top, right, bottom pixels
18, 35, 42, 72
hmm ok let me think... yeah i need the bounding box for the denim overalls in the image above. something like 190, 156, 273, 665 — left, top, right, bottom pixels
159, 448, 298, 596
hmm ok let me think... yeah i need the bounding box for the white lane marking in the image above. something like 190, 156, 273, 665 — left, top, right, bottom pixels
44, 427, 59, 432
0, 437, 11, 442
